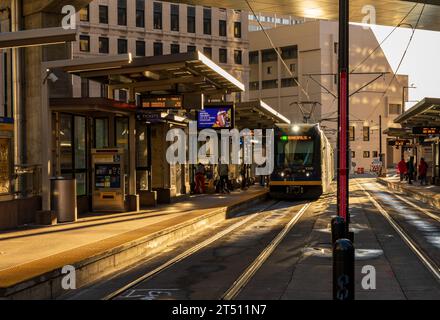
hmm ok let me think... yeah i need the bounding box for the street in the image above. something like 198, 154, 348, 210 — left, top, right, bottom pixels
61, 177, 440, 300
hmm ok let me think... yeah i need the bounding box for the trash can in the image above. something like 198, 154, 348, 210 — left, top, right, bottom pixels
51, 177, 77, 223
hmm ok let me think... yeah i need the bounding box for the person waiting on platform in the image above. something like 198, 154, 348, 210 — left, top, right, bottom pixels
195, 163, 206, 194
407, 156, 415, 185
418, 158, 429, 186
218, 162, 230, 194
398, 157, 407, 182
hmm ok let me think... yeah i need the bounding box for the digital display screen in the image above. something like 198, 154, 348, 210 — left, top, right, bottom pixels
412, 127, 440, 135
95, 164, 121, 189
142, 96, 182, 108
197, 106, 234, 129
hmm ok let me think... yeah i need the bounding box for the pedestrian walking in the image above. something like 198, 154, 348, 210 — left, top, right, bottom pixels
418, 157, 428, 186
398, 157, 407, 182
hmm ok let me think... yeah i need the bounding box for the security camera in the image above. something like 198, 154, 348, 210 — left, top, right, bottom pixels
48, 73, 59, 83
43, 70, 59, 84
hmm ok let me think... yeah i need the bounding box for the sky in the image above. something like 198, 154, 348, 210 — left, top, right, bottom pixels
368, 24, 440, 110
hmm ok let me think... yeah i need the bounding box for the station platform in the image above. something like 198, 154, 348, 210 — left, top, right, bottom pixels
0, 186, 268, 299
377, 174, 440, 210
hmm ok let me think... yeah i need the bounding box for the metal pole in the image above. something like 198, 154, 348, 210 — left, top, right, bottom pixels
337, 0, 349, 224
379, 115, 382, 165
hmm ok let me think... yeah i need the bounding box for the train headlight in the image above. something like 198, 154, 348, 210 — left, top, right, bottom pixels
306, 173, 310, 177
280, 172, 285, 178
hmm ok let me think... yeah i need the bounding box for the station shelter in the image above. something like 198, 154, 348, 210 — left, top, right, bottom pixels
42, 52, 245, 216
389, 98, 440, 185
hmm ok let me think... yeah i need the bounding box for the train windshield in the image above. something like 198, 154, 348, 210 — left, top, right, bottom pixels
276, 140, 314, 167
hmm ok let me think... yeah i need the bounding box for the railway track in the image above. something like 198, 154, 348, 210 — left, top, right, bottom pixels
103, 200, 312, 300
355, 179, 440, 282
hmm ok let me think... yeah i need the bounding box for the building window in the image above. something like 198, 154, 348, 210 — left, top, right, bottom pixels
281, 78, 297, 88
351, 151, 356, 159
249, 51, 259, 64
81, 78, 89, 97
171, 43, 180, 54
234, 21, 242, 38
154, 2, 163, 30
363, 126, 370, 141
99, 5, 109, 24
80, 5, 89, 22
187, 45, 196, 53
234, 50, 242, 65
170, 4, 180, 32
118, 90, 128, 103
262, 49, 277, 62
334, 42, 339, 54
79, 35, 90, 52
349, 126, 355, 141
249, 81, 259, 91
203, 8, 212, 35
363, 151, 370, 158
372, 151, 379, 158
118, 0, 127, 26
154, 42, 163, 56
99, 37, 109, 54
136, 0, 145, 28
136, 41, 146, 56
267, 66, 272, 75
290, 63, 296, 73
118, 39, 128, 54
100, 84, 108, 98
281, 46, 298, 59
262, 80, 278, 90
187, 6, 196, 33
203, 47, 212, 59
389, 103, 402, 115
219, 20, 227, 37
219, 48, 227, 63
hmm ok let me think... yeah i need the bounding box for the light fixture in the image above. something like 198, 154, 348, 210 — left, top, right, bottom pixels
293, 125, 300, 132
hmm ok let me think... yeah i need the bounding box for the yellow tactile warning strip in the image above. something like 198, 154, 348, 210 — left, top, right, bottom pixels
0, 189, 267, 290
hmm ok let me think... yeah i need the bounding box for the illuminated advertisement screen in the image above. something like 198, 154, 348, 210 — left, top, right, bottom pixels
197, 105, 234, 130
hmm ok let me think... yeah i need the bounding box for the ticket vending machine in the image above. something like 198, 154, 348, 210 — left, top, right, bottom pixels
91, 149, 126, 212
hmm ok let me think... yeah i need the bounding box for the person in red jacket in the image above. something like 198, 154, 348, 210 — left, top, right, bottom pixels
418, 158, 428, 185
398, 157, 407, 182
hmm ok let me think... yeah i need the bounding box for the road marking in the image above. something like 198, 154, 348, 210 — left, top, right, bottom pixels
356, 180, 440, 282
221, 202, 312, 300
103, 201, 279, 300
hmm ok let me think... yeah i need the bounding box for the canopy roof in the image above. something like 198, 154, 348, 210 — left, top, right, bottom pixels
53, 51, 245, 95
165, 0, 440, 31
394, 98, 440, 127
235, 100, 291, 130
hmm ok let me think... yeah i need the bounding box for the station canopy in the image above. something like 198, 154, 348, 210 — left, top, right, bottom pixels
235, 100, 291, 130
394, 98, 440, 128
164, 0, 440, 32
56, 51, 245, 96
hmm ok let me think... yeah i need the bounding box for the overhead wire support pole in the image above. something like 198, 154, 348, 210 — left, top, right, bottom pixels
338, 0, 349, 226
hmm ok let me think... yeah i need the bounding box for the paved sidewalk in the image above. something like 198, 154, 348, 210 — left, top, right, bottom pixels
0, 186, 267, 298
378, 174, 440, 210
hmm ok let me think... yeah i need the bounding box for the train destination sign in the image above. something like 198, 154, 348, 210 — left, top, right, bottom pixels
280, 135, 313, 141
412, 127, 440, 135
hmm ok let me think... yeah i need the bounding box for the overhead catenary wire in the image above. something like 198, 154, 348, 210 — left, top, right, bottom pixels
365, 3, 425, 123
351, 3, 419, 74
245, 0, 311, 102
